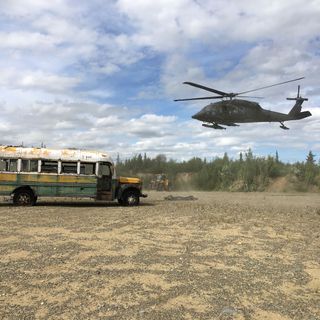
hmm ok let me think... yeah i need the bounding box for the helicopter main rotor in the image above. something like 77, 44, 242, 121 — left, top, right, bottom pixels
174, 77, 305, 102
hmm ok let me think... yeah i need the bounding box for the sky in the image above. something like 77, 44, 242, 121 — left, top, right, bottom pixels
0, 0, 320, 163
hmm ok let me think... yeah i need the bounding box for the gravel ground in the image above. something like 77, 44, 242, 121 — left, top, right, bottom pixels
0, 191, 319, 320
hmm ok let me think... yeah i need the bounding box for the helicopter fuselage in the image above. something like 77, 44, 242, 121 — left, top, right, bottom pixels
192, 99, 293, 124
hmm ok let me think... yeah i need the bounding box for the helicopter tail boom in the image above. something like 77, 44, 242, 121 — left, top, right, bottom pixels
292, 111, 312, 120
288, 100, 304, 116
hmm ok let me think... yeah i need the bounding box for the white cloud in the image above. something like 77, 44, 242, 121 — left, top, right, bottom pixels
0, 69, 81, 93
215, 137, 242, 147
128, 114, 177, 138
19, 72, 81, 93
0, 32, 55, 50
92, 63, 121, 76
0, 0, 319, 162
96, 116, 122, 127
0, 0, 70, 16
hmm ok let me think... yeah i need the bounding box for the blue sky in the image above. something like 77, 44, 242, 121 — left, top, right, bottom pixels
0, 0, 320, 162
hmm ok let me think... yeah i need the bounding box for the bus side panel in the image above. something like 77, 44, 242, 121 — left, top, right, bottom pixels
18, 174, 97, 197
48, 175, 95, 197
0, 172, 97, 198
57, 175, 97, 197
0, 173, 18, 195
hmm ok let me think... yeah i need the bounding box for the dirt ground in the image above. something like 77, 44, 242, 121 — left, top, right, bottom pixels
0, 191, 319, 320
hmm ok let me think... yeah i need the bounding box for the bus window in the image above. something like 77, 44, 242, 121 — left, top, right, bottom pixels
61, 162, 77, 174
98, 162, 111, 176
0, 159, 17, 172
30, 160, 38, 172
41, 160, 58, 173
21, 160, 38, 172
80, 163, 96, 175
9, 160, 18, 172
0, 159, 7, 171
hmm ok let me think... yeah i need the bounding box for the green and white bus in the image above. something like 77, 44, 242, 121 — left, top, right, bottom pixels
0, 145, 147, 206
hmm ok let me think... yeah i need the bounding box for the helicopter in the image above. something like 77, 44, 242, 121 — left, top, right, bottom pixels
174, 77, 311, 130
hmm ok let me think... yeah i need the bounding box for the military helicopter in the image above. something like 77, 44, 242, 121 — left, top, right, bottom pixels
174, 77, 311, 130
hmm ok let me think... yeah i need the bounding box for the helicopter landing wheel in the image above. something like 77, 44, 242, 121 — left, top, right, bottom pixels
279, 122, 289, 130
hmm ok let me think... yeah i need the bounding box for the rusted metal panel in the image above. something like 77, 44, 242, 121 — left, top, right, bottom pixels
19, 173, 96, 184
0, 172, 97, 197
0, 173, 17, 182
119, 177, 141, 184
0, 146, 113, 163
0, 185, 15, 193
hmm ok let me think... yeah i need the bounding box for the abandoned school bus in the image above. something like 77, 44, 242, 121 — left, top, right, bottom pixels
0, 145, 147, 206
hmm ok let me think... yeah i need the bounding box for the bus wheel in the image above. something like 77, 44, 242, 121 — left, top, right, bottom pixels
122, 191, 140, 206
13, 189, 36, 206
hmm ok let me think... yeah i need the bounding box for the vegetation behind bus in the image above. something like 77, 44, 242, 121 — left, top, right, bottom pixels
116, 151, 320, 192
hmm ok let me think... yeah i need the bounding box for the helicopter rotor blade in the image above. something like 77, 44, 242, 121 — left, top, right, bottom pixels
183, 82, 228, 96
237, 95, 264, 99
174, 96, 224, 101
237, 77, 305, 95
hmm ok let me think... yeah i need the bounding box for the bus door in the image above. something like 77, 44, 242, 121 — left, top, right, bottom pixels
96, 162, 113, 201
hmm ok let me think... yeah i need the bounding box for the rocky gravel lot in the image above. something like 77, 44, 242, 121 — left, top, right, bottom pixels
0, 191, 319, 320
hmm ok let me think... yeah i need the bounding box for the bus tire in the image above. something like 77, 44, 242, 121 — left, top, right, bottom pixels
122, 190, 140, 206
13, 189, 36, 206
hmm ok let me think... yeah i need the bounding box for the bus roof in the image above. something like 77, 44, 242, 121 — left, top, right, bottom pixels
0, 146, 113, 163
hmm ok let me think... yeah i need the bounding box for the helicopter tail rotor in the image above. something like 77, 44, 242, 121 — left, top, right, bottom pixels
287, 85, 311, 118
286, 85, 308, 101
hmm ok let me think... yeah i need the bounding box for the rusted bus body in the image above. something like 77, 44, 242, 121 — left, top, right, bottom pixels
0, 172, 98, 198
0, 145, 112, 163
0, 146, 146, 206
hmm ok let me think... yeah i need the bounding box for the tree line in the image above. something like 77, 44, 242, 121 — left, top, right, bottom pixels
116, 150, 320, 192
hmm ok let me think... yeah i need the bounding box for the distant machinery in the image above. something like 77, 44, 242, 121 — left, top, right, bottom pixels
149, 174, 170, 191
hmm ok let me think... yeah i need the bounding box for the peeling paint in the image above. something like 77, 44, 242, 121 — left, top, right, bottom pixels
0, 146, 112, 163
